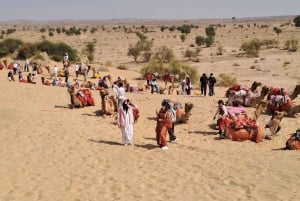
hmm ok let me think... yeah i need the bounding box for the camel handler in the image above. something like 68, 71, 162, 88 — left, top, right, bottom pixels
213, 100, 228, 138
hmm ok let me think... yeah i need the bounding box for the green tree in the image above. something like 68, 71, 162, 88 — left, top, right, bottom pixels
180, 34, 186, 42
204, 36, 214, 47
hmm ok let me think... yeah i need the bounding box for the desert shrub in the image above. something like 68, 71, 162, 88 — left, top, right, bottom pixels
40, 28, 46, 33
116, 64, 128, 70
180, 34, 186, 42
84, 42, 95, 62
262, 39, 279, 48
56, 28, 61, 34
154, 46, 174, 63
218, 73, 237, 87
6, 28, 16, 35
273, 27, 282, 35
205, 26, 216, 37
0, 38, 23, 57
204, 36, 214, 47
285, 39, 298, 52
140, 58, 198, 83
195, 35, 205, 46
36, 40, 78, 62
283, 61, 290, 67
293, 16, 300, 27
16, 42, 37, 59
128, 32, 153, 62
90, 27, 98, 34
241, 38, 262, 57
105, 61, 112, 67
49, 31, 54, 37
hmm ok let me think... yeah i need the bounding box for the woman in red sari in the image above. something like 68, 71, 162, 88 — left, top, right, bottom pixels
156, 100, 172, 150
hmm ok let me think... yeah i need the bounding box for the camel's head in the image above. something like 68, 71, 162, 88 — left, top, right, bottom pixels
251, 81, 262, 91
184, 102, 194, 116
273, 111, 286, 121
261, 85, 271, 96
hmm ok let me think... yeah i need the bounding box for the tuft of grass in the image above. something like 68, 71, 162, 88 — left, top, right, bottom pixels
116, 65, 128, 70
217, 73, 237, 87
283, 61, 290, 67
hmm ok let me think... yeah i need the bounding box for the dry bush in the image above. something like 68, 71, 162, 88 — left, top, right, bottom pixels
217, 73, 237, 87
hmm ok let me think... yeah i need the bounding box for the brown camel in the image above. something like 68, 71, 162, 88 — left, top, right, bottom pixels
248, 100, 268, 120
67, 86, 83, 108
80, 81, 95, 89
99, 89, 117, 116
264, 111, 285, 140
176, 102, 194, 124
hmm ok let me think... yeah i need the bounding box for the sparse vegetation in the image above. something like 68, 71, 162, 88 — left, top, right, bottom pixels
293, 16, 300, 27
241, 38, 262, 57
285, 39, 298, 52
217, 73, 237, 87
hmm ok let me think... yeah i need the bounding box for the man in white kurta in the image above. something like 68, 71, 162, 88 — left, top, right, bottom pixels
117, 99, 134, 146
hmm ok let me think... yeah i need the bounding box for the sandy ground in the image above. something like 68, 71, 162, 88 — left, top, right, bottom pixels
0, 17, 300, 201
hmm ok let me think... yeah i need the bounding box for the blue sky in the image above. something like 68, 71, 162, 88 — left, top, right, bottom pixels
1, 0, 299, 21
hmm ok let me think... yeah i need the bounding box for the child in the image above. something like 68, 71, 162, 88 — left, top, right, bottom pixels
213, 100, 228, 137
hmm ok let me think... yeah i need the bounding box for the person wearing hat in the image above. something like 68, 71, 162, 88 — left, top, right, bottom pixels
156, 100, 173, 150
117, 98, 135, 146
208, 73, 216, 97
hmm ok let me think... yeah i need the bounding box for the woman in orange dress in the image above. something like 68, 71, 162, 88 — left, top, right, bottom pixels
156, 100, 172, 150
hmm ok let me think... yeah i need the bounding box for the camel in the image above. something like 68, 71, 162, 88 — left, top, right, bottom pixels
161, 72, 175, 89
169, 101, 194, 124
221, 101, 267, 142
99, 88, 117, 116
264, 111, 285, 140
285, 129, 300, 150
81, 81, 96, 89
227, 84, 269, 107
67, 86, 83, 108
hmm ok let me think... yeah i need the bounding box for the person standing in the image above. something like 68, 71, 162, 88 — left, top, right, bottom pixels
167, 101, 178, 142
75, 63, 79, 78
208, 73, 216, 97
150, 73, 159, 94
200, 73, 208, 96
185, 77, 192, 95
24, 58, 29, 72
117, 98, 135, 146
156, 100, 173, 150
115, 82, 126, 108
213, 100, 228, 138
53, 65, 58, 79
64, 67, 69, 83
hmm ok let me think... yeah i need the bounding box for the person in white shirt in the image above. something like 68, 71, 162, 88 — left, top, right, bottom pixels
74, 63, 79, 78
116, 82, 126, 107
53, 65, 58, 78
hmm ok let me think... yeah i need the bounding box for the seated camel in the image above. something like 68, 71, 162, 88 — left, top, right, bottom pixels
217, 102, 267, 142
285, 129, 300, 150
67, 86, 83, 108
226, 82, 269, 107
165, 99, 194, 124
99, 88, 117, 116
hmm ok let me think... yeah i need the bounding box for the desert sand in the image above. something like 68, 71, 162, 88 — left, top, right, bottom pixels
0, 17, 300, 201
